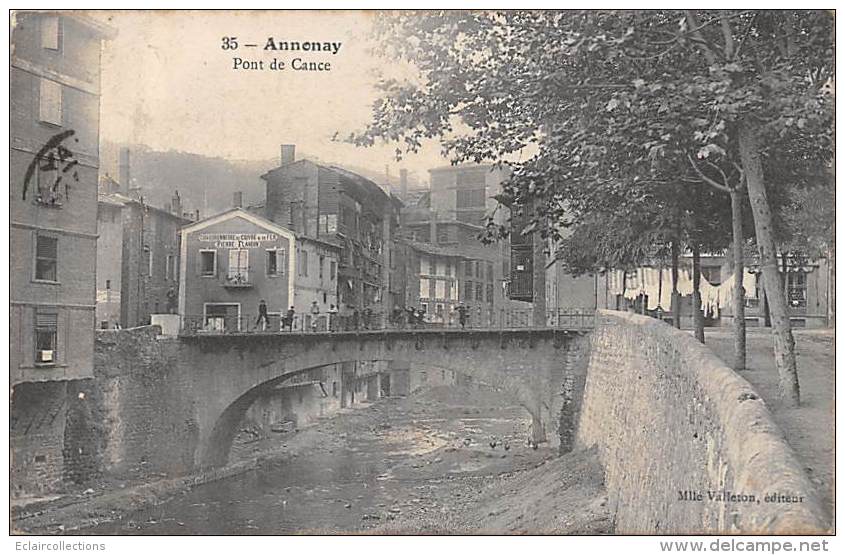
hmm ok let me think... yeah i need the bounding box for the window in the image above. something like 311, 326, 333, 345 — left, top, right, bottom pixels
165, 254, 174, 280
486, 283, 494, 304
144, 246, 152, 277
228, 249, 249, 282
330, 260, 337, 281
41, 15, 60, 50
475, 282, 484, 301
332, 381, 338, 397
319, 255, 325, 280
464, 260, 473, 277
34, 309, 58, 365
298, 249, 309, 277
35, 235, 58, 281
787, 271, 808, 308
319, 214, 338, 234
487, 262, 494, 282
419, 278, 430, 299
199, 250, 217, 276
456, 188, 486, 208
38, 78, 62, 126
435, 279, 446, 299
267, 248, 285, 276
105, 279, 111, 290
456, 210, 486, 225
420, 256, 430, 275
463, 280, 473, 301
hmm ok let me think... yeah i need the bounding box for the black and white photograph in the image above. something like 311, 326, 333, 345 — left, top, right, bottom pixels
7, 6, 837, 544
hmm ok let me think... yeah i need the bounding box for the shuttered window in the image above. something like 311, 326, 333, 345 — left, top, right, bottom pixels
41, 15, 60, 50
39, 78, 62, 126
227, 249, 249, 281
35, 309, 58, 364
266, 248, 285, 276
35, 235, 58, 281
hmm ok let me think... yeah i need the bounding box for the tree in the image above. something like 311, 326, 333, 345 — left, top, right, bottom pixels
352, 10, 833, 405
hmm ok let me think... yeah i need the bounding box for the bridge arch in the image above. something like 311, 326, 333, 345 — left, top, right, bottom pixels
180, 329, 591, 468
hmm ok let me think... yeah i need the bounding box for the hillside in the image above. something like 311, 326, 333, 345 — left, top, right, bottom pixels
99, 142, 430, 218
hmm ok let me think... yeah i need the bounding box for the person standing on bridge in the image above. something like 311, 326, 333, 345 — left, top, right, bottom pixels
310, 300, 320, 332
255, 299, 269, 331
328, 304, 339, 331
456, 302, 469, 329
284, 306, 295, 332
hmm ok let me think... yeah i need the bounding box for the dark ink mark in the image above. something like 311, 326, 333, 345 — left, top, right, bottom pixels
23, 129, 80, 205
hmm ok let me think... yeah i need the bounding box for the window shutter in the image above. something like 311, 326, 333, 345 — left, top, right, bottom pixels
36, 236, 57, 259
39, 78, 62, 125
41, 16, 60, 50
35, 310, 58, 328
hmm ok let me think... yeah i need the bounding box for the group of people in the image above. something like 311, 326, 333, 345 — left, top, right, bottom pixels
252, 300, 474, 332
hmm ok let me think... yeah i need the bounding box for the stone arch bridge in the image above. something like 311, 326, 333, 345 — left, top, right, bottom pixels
176, 328, 591, 467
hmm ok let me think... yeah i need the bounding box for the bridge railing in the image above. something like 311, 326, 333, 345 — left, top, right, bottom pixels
179, 308, 595, 336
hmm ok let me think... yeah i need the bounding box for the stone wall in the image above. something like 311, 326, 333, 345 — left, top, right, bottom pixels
66, 327, 199, 484
576, 310, 828, 534
10, 381, 69, 498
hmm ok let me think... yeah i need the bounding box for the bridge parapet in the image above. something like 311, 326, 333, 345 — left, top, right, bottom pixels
179, 309, 595, 336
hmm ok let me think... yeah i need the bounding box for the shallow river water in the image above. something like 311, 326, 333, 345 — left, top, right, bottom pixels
79, 388, 546, 535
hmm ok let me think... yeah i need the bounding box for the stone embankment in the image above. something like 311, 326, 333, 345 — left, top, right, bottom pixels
575, 310, 829, 534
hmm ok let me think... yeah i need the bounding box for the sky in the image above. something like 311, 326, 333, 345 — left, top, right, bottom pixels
90, 10, 450, 180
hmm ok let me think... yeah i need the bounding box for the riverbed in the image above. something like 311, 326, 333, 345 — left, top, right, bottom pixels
70, 385, 609, 535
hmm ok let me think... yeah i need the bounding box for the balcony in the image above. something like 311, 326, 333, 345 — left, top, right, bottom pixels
223, 272, 253, 288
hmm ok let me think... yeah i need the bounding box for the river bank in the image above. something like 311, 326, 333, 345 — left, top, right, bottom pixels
15, 383, 610, 535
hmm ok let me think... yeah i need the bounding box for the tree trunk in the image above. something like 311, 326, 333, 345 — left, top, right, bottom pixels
620, 269, 627, 310
761, 277, 772, 327
828, 239, 835, 328
532, 206, 546, 327
671, 239, 681, 329
692, 243, 705, 343
730, 188, 747, 371
739, 123, 800, 406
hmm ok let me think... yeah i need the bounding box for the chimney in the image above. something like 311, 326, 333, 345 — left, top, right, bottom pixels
280, 144, 296, 166
119, 147, 131, 190
233, 191, 243, 208
171, 190, 182, 216
400, 169, 408, 198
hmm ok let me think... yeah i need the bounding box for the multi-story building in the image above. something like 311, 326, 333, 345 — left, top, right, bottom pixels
96, 168, 191, 329
261, 145, 402, 316
399, 164, 523, 325
178, 207, 340, 332
10, 11, 114, 497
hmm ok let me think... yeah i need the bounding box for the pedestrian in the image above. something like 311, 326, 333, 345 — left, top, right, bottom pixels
284, 306, 295, 332
328, 304, 339, 332
457, 302, 469, 329
255, 299, 269, 330
363, 306, 373, 330
166, 286, 177, 314
392, 305, 404, 329
310, 300, 320, 332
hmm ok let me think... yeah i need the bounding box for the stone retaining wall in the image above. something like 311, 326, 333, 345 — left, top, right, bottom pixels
576, 310, 828, 534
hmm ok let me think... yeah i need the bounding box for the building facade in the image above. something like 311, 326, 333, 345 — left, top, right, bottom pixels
261, 145, 401, 317
399, 164, 523, 325
10, 11, 113, 497
96, 182, 190, 329
178, 208, 340, 332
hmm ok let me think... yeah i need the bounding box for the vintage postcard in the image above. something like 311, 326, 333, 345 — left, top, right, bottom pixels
8, 8, 835, 544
